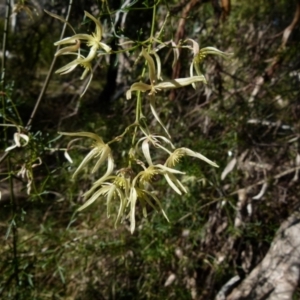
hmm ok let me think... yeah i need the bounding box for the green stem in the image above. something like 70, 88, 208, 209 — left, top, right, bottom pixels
131, 2, 158, 147
25, 0, 74, 130
1, 2, 20, 298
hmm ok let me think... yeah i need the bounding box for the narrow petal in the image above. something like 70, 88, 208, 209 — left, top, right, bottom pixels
54, 34, 92, 46
143, 190, 170, 222
5, 145, 17, 152
80, 64, 92, 80
81, 45, 98, 62
55, 59, 80, 75
77, 185, 111, 211
154, 76, 207, 91
91, 145, 110, 173
152, 51, 162, 80
14, 133, 29, 147
150, 96, 171, 138
55, 40, 80, 56
142, 48, 157, 84
142, 139, 153, 166
153, 135, 175, 149
72, 148, 98, 178
59, 132, 104, 144
181, 147, 219, 167
200, 47, 233, 59
64, 151, 73, 163
156, 164, 185, 175
164, 173, 183, 195
80, 73, 93, 98
83, 175, 116, 199
190, 63, 196, 89
171, 40, 180, 67
84, 11, 102, 41
106, 184, 116, 217
114, 188, 126, 227
99, 42, 112, 53
91, 154, 115, 186
194, 63, 203, 77
186, 38, 200, 57
130, 187, 138, 234
126, 82, 152, 99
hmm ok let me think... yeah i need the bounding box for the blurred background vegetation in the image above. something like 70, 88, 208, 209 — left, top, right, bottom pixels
1, 0, 300, 299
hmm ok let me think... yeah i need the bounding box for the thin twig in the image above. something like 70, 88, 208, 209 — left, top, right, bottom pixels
230, 165, 300, 196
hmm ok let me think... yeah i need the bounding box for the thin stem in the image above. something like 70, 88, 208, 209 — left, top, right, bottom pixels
149, 1, 157, 43
1, 0, 10, 82
1, 2, 20, 297
132, 2, 158, 137
130, 2, 158, 162
157, 11, 170, 39
25, 0, 73, 130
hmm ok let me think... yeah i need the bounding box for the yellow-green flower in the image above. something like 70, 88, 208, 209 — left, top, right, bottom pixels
163, 147, 218, 195
128, 185, 169, 234
53, 11, 111, 97
136, 134, 175, 166
59, 131, 114, 180
165, 147, 218, 168
187, 39, 232, 87
54, 11, 111, 58
78, 178, 127, 226
126, 48, 206, 100
55, 52, 93, 96
126, 48, 206, 136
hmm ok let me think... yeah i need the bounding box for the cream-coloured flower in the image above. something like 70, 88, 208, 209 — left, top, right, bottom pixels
128, 185, 169, 234
54, 11, 111, 58
126, 48, 206, 100
165, 147, 219, 168
136, 134, 175, 166
55, 52, 93, 96
163, 148, 218, 195
78, 178, 127, 226
127, 163, 186, 233
52, 11, 111, 97
126, 48, 206, 136
59, 132, 114, 180
82, 167, 132, 210
187, 39, 233, 87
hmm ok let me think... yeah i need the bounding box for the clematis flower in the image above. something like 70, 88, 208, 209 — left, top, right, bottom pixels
126, 48, 206, 100
54, 11, 111, 58
162, 148, 219, 195
55, 52, 93, 96
129, 164, 185, 233
53, 11, 111, 96
59, 131, 114, 180
165, 147, 218, 168
126, 48, 206, 136
128, 185, 170, 234
136, 134, 175, 166
78, 179, 127, 226
128, 164, 181, 233
187, 39, 233, 87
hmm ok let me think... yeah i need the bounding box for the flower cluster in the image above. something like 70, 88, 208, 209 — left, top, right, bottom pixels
61, 130, 218, 233
53, 11, 232, 233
